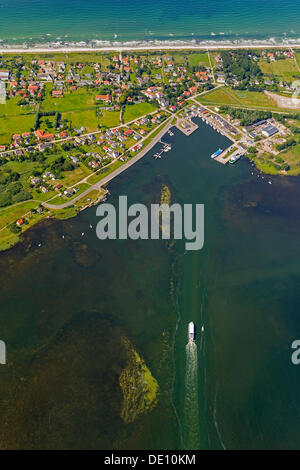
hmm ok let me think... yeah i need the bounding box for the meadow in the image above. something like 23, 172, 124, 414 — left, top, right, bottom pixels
197, 87, 279, 109
259, 58, 299, 82
188, 52, 210, 67
123, 102, 157, 123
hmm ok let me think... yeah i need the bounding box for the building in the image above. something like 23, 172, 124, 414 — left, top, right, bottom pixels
96, 94, 111, 103
0, 70, 9, 81
262, 125, 279, 138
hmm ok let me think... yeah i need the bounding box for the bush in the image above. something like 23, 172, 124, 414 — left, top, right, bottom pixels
0, 192, 12, 207
9, 223, 21, 234
13, 190, 33, 203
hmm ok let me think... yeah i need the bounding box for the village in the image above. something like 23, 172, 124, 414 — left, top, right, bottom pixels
0, 47, 300, 248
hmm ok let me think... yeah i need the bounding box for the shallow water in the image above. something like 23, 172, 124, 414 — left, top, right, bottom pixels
1, 120, 300, 448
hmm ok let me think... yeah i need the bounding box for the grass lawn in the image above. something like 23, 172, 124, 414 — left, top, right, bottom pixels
57, 164, 92, 187
197, 87, 279, 109
188, 52, 210, 67
2, 159, 40, 178
259, 58, 299, 81
250, 144, 300, 175
0, 114, 36, 145
278, 144, 300, 175
99, 109, 120, 128
0, 228, 19, 252
41, 87, 95, 113
64, 52, 112, 69
51, 206, 78, 220
124, 103, 157, 123
294, 52, 300, 70
0, 96, 37, 117
30, 187, 57, 202
62, 109, 99, 131
0, 200, 39, 229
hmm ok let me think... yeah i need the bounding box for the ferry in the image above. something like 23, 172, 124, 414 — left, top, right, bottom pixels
229, 154, 241, 164
211, 148, 223, 159
188, 322, 195, 343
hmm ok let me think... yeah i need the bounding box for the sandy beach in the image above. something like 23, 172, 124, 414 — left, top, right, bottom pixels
1, 42, 300, 54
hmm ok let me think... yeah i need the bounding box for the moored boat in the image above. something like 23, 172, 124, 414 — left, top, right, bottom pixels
211, 148, 223, 159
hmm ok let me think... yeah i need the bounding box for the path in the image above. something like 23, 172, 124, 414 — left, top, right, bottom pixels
207, 49, 216, 84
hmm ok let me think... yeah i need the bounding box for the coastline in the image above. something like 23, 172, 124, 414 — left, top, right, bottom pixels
0, 118, 173, 252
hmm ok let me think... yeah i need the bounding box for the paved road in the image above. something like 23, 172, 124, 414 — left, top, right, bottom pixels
43, 119, 172, 209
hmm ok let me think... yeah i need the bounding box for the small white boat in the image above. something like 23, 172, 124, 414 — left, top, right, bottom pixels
188, 322, 195, 342
201, 325, 204, 332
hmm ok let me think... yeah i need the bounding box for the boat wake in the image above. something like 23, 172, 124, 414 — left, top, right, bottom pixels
184, 341, 200, 449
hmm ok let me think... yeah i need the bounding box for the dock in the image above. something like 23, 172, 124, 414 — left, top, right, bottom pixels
153, 140, 172, 159
175, 118, 198, 136
213, 144, 247, 164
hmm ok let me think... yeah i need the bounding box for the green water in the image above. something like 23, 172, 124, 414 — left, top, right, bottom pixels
1, 120, 300, 449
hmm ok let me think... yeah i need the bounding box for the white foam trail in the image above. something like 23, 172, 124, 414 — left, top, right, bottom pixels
184, 341, 200, 449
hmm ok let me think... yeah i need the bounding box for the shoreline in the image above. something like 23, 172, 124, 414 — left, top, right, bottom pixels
1, 43, 300, 54
43, 118, 172, 210
0, 119, 173, 252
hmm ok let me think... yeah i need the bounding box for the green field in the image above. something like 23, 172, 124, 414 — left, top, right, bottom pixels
259, 58, 299, 81
0, 96, 37, 117
0, 200, 39, 230
197, 87, 279, 109
41, 87, 95, 113
0, 96, 37, 144
0, 114, 36, 144
62, 109, 99, 131
56, 164, 92, 187
277, 144, 300, 175
99, 109, 120, 128
295, 52, 300, 71
188, 52, 210, 67
124, 103, 157, 123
